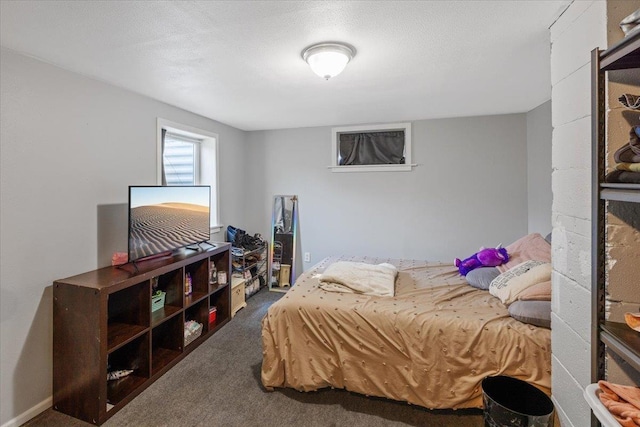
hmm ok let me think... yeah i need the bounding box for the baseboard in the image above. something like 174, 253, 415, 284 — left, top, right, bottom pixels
1, 396, 51, 427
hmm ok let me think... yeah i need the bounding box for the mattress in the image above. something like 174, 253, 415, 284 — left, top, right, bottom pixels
261, 255, 551, 409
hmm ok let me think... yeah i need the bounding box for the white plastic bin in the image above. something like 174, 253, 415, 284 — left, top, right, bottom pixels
583, 383, 621, 427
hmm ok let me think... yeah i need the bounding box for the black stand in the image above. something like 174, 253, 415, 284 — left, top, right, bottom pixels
117, 251, 173, 274
202, 241, 217, 249
186, 241, 217, 252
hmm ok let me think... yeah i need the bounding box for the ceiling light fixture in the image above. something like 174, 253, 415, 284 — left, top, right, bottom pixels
302, 42, 355, 80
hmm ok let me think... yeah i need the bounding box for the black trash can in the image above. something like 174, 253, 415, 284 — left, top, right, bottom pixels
482, 376, 555, 427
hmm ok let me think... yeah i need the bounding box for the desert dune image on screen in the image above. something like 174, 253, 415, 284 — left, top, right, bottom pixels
129, 186, 210, 260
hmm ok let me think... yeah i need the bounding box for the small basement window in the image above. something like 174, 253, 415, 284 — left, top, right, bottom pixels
330, 122, 413, 172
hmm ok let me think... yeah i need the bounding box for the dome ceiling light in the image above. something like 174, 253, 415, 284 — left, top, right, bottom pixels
301, 42, 356, 80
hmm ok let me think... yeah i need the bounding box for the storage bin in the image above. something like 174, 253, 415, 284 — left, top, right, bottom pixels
231, 277, 246, 317
583, 383, 621, 427
209, 307, 217, 327
184, 321, 203, 346
151, 291, 166, 312
482, 375, 554, 427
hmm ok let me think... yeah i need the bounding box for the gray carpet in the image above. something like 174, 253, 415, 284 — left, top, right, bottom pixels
25, 288, 483, 427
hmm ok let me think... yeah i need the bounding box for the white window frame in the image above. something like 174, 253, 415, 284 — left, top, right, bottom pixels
157, 118, 222, 233
329, 122, 415, 172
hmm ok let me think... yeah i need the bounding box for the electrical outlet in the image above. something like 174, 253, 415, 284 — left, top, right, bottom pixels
304, 252, 310, 262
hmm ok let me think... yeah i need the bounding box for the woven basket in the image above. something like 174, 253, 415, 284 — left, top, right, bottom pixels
184, 322, 203, 346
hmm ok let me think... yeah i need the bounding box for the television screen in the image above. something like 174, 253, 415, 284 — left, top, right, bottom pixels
128, 186, 210, 262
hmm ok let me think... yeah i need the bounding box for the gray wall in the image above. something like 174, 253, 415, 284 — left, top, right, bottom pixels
245, 114, 530, 271
526, 100, 552, 235
0, 48, 247, 426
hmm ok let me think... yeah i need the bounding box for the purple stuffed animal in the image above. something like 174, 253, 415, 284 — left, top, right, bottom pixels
454, 245, 509, 276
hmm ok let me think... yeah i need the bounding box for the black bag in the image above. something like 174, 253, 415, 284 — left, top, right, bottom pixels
238, 233, 262, 250
226, 225, 246, 246
227, 226, 264, 250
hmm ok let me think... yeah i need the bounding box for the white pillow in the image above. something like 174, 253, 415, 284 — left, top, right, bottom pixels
489, 261, 549, 304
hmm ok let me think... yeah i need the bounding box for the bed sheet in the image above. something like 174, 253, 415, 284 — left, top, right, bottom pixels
261, 256, 551, 409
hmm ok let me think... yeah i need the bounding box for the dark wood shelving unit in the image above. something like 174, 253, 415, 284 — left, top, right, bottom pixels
589, 30, 640, 427
53, 243, 231, 425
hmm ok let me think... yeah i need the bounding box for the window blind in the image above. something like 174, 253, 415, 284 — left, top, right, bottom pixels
163, 132, 201, 185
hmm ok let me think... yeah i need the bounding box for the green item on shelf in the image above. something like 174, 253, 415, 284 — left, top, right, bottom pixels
151, 290, 166, 312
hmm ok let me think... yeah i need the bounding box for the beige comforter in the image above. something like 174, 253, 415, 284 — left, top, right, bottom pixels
261, 256, 551, 409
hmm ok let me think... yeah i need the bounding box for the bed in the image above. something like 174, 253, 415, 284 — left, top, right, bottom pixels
261, 252, 551, 409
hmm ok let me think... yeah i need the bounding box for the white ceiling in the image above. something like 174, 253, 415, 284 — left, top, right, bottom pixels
0, 1, 569, 131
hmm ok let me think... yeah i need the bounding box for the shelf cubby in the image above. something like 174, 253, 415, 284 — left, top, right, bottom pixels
185, 298, 209, 337
208, 250, 230, 291
156, 268, 184, 307
209, 250, 230, 279
185, 258, 209, 295
209, 288, 230, 330
152, 314, 183, 375
151, 304, 182, 328
185, 258, 209, 308
106, 333, 150, 406
185, 291, 208, 308
107, 281, 150, 351
209, 282, 227, 295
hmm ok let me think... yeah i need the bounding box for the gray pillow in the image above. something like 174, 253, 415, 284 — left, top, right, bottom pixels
465, 267, 500, 290
544, 232, 552, 244
508, 300, 551, 329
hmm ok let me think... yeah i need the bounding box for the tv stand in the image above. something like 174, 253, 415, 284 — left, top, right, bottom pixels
53, 243, 232, 425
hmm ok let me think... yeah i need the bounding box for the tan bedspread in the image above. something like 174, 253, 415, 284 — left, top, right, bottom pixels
261, 256, 551, 409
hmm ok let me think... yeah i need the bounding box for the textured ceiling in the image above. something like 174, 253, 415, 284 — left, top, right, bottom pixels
0, 1, 569, 131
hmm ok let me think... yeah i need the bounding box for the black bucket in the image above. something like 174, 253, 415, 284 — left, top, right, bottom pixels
482, 376, 554, 427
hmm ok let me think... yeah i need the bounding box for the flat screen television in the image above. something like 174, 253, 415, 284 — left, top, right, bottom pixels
128, 185, 211, 262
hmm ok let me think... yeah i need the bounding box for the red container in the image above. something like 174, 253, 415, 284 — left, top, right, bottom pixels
209, 307, 217, 326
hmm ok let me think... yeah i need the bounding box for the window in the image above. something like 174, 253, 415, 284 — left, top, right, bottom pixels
163, 133, 200, 185
330, 122, 413, 172
157, 118, 221, 232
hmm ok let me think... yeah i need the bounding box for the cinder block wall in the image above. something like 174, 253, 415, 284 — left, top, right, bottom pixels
551, 1, 640, 425
550, 2, 606, 426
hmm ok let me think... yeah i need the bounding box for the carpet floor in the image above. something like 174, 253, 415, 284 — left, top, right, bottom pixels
25, 288, 483, 427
